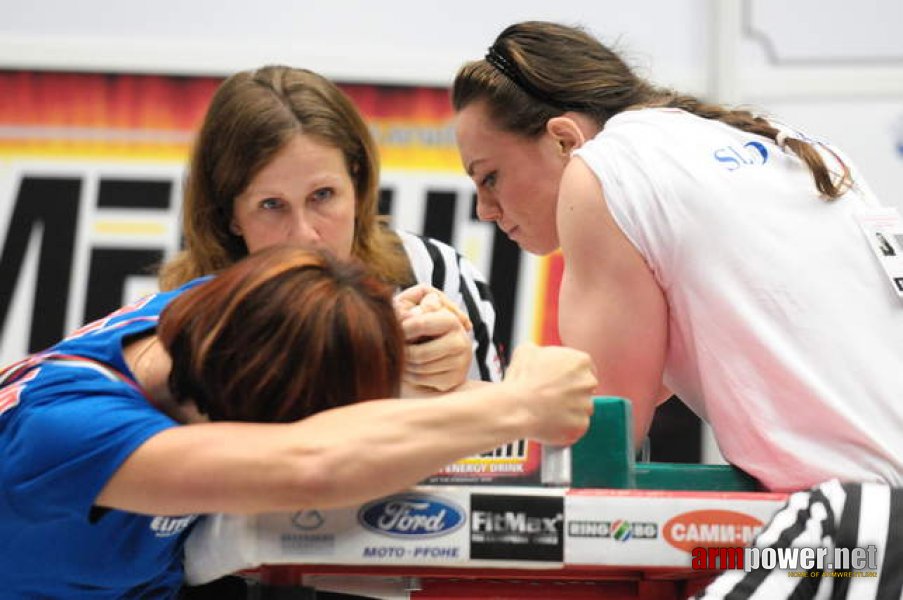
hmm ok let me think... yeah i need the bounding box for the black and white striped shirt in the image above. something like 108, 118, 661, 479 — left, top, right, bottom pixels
696, 479, 903, 599
397, 230, 503, 382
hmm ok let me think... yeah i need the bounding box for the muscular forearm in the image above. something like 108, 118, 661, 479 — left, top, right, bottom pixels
400, 378, 486, 399
281, 384, 522, 508
99, 345, 594, 517
98, 383, 526, 516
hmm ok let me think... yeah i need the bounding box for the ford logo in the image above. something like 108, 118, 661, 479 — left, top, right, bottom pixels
358, 494, 465, 538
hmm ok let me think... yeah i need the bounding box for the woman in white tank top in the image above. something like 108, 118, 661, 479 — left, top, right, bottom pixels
452, 20, 903, 599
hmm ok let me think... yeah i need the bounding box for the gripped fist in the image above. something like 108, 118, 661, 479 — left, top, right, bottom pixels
394, 284, 471, 332
394, 285, 473, 392
503, 343, 597, 446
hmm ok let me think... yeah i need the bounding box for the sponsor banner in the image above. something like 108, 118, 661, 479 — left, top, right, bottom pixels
254, 487, 471, 566
188, 486, 789, 577
0, 71, 561, 380
564, 489, 786, 567
470, 491, 565, 562
663, 509, 763, 552
425, 439, 543, 486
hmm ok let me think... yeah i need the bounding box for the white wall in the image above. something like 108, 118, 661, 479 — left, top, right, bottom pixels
0, 0, 709, 88
727, 0, 903, 206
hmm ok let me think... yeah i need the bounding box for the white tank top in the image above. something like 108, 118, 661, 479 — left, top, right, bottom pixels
573, 108, 903, 491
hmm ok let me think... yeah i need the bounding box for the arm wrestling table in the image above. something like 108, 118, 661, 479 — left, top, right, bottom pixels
184, 398, 788, 599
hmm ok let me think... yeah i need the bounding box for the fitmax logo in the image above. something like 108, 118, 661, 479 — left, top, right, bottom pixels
471, 511, 562, 534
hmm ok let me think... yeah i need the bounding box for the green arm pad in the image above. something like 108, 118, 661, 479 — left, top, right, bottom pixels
570, 396, 762, 491
571, 396, 635, 489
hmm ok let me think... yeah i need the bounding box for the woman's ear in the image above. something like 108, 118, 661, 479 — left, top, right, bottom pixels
546, 115, 587, 156
229, 218, 242, 236
547, 112, 600, 155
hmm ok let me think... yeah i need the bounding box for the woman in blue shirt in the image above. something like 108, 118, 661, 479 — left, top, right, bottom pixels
0, 245, 596, 598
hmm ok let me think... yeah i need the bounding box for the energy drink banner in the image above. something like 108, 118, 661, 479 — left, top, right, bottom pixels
0, 71, 562, 369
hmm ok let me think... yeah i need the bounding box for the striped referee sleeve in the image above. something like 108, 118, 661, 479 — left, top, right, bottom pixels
454, 250, 502, 381
694, 479, 902, 600
396, 230, 503, 383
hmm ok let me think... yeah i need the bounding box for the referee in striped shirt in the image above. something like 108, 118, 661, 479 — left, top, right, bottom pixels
697, 479, 903, 599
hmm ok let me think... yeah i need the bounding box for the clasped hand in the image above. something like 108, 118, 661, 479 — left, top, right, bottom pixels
394, 285, 473, 393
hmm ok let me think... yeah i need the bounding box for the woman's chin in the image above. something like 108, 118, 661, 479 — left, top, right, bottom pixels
520, 237, 560, 257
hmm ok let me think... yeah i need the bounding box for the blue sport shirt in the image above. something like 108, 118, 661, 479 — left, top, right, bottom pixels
0, 280, 205, 598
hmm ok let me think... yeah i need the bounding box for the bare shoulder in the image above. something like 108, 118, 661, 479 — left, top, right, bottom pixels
557, 156, 647, 283
555, 156, 668, 440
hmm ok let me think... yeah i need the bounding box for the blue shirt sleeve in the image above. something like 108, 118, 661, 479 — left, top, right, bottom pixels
1, 377, 177, 523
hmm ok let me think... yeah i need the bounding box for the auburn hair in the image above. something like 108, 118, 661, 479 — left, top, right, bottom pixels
157, 245, 404, 422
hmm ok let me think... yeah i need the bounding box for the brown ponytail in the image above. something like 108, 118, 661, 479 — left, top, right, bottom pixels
454, 21, 852, 200
658, 93, 851, 199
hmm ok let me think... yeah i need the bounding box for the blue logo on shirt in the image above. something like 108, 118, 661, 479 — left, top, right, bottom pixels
150, 515, 197, 537
714, 141, 769, 171
358, 493, 465, 538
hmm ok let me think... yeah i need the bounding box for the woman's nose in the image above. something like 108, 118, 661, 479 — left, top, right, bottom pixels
287, 213, 321, 247
475, 193, 501, 222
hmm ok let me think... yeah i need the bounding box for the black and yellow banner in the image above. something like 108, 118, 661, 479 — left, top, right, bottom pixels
0, 70, 562, 366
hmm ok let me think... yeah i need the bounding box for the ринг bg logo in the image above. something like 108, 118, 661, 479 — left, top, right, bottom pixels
358, 493, 465, 538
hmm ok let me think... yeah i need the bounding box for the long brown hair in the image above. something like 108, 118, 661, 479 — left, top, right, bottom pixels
157, 245, 404, 423
158, 66, 411, 290
453, 21, 851, 199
